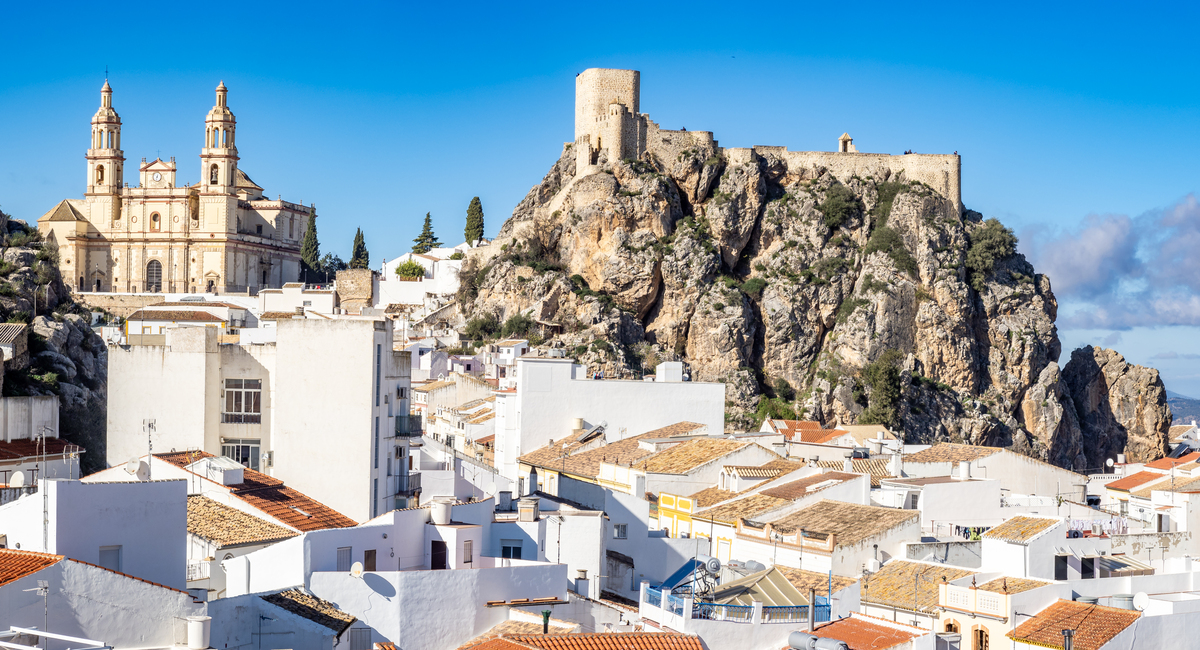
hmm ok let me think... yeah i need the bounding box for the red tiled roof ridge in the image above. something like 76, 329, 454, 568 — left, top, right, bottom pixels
0, 548, 63, 588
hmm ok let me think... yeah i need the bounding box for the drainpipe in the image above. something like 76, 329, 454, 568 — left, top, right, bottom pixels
1062, 629, 1074, 650
542, 610, 551, 634
808, 588, 815, 632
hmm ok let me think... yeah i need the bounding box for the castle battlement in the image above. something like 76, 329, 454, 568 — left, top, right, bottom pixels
573, 68, 962, 214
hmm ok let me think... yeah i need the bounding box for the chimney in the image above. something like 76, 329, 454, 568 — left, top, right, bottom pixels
889, 453, 903, 478
843, 452, 854, 473
575, 569, 590, 597
954, 461, 971, 480
518, 497, 540, 522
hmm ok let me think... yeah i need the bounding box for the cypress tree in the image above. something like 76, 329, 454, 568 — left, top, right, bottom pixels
349, 228, 370, 269
465, 197, 485, 244
300, 210, 320, 280
412, 212, 441, 254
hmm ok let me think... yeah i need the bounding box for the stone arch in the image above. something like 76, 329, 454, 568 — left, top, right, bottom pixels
96, 165, 105, 185
210, 164, 219, 184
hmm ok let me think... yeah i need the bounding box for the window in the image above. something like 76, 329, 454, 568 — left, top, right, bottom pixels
906, 492, 920, 509
222, 379, 262, 423
613, 524, 628, 539
373, 478, 378, 518
363, 549, 376, 572
150, 212, 160, 232
1119, 500, 1128, 516
1055, 555, 1069, 581
463, 540, 473, 564
336, 547, 352, 572
1081, 557, 1095, 580
375, 344, 382, 406
99, 545, 121, 572
221, 438, 261, 470
349, 628, 372, 650
972, 627, 988, 650
500, 540, 522, 559
145, 260, 162, 292
374, 417, 380, 469
945, 621, 959, 633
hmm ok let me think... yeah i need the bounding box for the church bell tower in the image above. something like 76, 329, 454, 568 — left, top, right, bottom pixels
86, 80, 124, 211
200, 81, 238, 195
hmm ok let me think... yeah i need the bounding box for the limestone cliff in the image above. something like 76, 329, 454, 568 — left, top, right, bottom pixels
0, 216, 108, 473
461, 145, 1171, 469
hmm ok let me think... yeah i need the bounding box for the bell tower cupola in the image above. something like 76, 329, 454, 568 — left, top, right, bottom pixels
87, 80, 124, 194
200, 80, 238, 195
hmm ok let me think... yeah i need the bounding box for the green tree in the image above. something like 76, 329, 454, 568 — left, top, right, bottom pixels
319, 253, 347, 281
818, 184, 862, 230
859, 348, 905, 427
966, 218, 1019, 291
465, 197, 485, 244
349, 228, 370, 269
300, 211, 321, 280
412, 212, 441, 254
395, 259, 426, 279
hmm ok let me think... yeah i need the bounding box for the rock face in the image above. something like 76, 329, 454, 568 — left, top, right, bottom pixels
461, 145, 1172, 469
1063, 347, 1171, 466
0, 220, 108, 473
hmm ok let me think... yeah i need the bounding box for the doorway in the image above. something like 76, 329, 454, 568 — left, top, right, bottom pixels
431, 540, 448, 570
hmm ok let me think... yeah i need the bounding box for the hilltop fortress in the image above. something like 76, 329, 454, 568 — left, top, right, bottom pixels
572, 68, 962, 215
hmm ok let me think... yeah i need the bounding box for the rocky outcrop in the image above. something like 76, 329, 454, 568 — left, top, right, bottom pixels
460, 144, 1172, 469
0, 219, 108, 473
1063, 347, 1171, 466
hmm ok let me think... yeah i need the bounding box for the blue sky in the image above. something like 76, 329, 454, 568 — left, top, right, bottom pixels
2, 1, 1199, 396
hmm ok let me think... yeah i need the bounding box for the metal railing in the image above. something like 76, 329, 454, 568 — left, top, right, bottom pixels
222, 413, 262, 424
761, 606, 809, 624
394, 473, 421, 495
694, 602, 753, 622
395, 415, 422, 437
186, 562, 210, 581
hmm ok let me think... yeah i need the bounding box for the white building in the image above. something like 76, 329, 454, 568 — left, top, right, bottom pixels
0, 478, 187, 589
106, 318, 413, 521
494, 359, 725, 483
902, 443, 1088, 499
0, 397, 77, 492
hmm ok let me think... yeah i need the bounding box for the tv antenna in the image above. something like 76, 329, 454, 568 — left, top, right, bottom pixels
22, 580, 49, 648
143, 419, 156, 479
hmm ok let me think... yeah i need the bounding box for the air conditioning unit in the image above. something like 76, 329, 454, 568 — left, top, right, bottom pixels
262, 451, 274, 468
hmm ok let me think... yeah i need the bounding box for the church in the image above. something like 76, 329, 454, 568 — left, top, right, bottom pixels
38, 81, 313, 294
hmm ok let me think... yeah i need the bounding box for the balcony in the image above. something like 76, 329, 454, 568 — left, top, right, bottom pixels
394, 473, 421, 496
187, 561, 211, 582
222, 413, 262, 424
395, 415, 422, 437
640, 585, 829, 631
940, 584, 1008, 620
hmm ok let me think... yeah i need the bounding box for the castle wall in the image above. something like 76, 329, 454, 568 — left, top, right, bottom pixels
574, 69, 639, 142
727, 147, 962, 214
644, 120, 718, 166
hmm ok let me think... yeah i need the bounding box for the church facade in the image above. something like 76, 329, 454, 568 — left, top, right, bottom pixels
38, 81, 313, 294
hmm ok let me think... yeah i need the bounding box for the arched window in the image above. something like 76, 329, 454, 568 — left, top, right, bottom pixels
945, 621, 959, 633
150, 212, 161, 232
209, 164, 219, 184
96, 165, 105, 185
145, 260, 163, 293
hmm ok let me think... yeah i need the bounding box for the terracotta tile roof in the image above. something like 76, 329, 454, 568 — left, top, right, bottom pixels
760, 471, 860, 499
156, 451, 357, 531
1006, 599, 1139, 650
1169, 424, 1194, 436
775, 565, 857, 598
639, 438, 751, 474
41, 199, 87, 222
414, 379, 456, 393
127, 309, 225, 322
503, 633, 704, 650
767, 500, 919, 546
260, 311, 303, 320
806, 614, 926, 650
148, 301, 242, 309
724, 465, 783, 478
760, 458, 807, 473
476, 434, 496, 445
469, 411, 497, 425
903, 443, 1001, 463
186, 495, 299, 548
641, 422, 707, 438
0, 437, 78, 461
1106, 470, 1169, 493
496, 339, 528, 347
1176, 461, 1200, 471
0, 549, 61, 587
689, 486, 737, 507
861, 560, 975, 613
976, 576, 1052, 595
0, 323, 26, 347
261, 588, 357, 635
520, 424, 705, 479
1146, 452, 1200, 470
695, 493, 790, 524
1131, 475, 1200, 498
982, 516, 1060, 544
813, 459, 894, 487
799, 429, 851, 444
764, 419, 822, 441
457, 621, 572, 650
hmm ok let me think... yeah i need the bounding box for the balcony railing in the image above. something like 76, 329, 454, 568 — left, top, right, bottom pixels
394, 473, 421, 495
694, 602, 753, 622
643, 587, 830, 626
222, 413, 262, 424
187, 561, 210, 581
395, 415, 422, 437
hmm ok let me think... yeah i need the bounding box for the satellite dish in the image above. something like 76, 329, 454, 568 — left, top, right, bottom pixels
350, 562, 364, 578
125, 457, 141, 475
1107, 458, 1115, 468
1133, 592, 1149, 611
10, 471, 25, 488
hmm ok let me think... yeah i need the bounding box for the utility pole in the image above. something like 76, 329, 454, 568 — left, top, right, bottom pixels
143, 419, 156, 479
